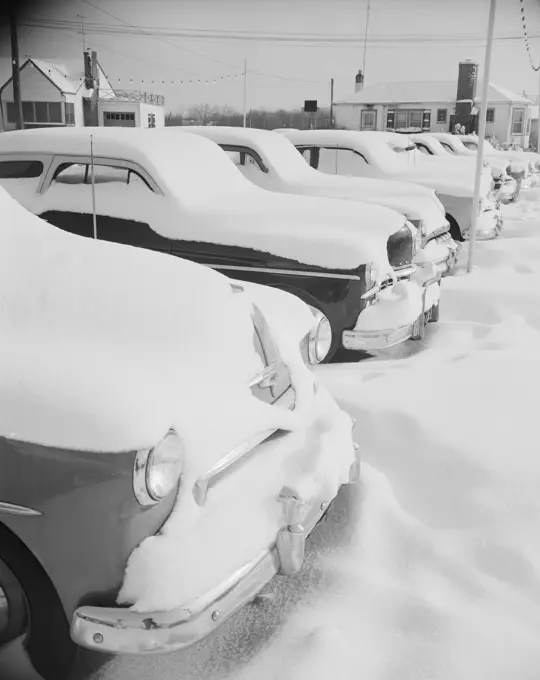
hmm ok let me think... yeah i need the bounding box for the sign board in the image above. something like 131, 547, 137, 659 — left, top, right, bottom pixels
304, 100, 318, 113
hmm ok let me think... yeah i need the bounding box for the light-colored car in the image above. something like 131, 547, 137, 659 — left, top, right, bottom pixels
458, 134, 540, 186
433, 132, 535, 186
0, 184, 358, 679
0, 127, 441, 359
174, 126, 458, 277
282, 129, 503, 243
412, 133, 519, 203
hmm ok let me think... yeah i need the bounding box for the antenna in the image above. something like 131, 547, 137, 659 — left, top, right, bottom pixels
76, 14, 87, 52
90, 134, 97, 239
362, 0, 371, 85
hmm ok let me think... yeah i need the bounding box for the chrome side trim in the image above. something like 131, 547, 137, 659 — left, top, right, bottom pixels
193, 387, 296, 506
249, 361, 279, 389
206, 264, 360, 281
361, 265, 416, 300
0, 501, 42, 517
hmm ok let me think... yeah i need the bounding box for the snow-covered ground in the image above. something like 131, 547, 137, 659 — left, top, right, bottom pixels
69, 187, 540, 680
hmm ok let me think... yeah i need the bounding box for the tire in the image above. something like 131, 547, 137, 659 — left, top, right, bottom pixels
446, 213, 464, 243
410, 313, 426, 341
0, 532, 77, 680
0, 557, 27, 646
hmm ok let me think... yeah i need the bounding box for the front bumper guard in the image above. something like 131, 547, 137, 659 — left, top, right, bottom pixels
70, 445, 361, 655
342, 270, 441, 352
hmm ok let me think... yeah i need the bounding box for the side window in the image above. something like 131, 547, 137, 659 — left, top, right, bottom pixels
317, 148, 368, 176
0, 160, 44, 179
43, 162, 167, 249
440, 142, 454, 153
223, 149, 266, 182
0, 159, 45, 205
416, 143, 431, 155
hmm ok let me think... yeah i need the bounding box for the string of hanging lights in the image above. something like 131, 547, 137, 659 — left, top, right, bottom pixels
519, 0, 540, 72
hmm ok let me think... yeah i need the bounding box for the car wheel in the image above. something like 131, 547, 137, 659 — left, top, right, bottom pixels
0, 540, 77, 680
446, 214, 464, 243
410, 313, 426, 341
0, 557, 27, 646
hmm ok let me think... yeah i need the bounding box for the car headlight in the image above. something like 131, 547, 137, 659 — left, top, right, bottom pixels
405, 220, 422, 257
134, 430, 184, 505
306, 305, 332, 364
365, 261, 379, 289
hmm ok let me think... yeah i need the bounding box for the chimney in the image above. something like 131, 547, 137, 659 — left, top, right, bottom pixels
455, 59, 478, 132
355, 70, 364, 93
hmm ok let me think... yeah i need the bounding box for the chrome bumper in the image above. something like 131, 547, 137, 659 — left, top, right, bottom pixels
70, 448, 361, 655
342, 270, 441, 351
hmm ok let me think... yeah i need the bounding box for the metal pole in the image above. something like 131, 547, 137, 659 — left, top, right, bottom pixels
537, 65, 540, 154
90, 135, 97, 240
243, 57, 247, 128
467, 0, 497, 274
9, 3, 24, 131
330, 78, 334, 128
362, 0, 371, 85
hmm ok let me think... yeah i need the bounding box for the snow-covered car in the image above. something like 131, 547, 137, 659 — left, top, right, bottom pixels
0, 186, 359, 680
282, 129, 503, 243
0, 127, 441, 360
412, 132, 519, 203
173, 126, 458, 276
436, 132, 535, 187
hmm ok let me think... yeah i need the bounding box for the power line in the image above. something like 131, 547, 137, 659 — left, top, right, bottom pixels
18, 17, 540, 44
519, 0, 540, 71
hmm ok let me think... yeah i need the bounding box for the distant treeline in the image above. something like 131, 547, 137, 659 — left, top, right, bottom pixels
166, 104, 334, 130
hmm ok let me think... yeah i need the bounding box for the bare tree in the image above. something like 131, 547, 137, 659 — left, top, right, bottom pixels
186, 103, 219, 125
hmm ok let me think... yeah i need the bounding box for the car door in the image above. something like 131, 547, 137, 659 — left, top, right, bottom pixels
314, 146, 371, 178
38, 158, 173, 253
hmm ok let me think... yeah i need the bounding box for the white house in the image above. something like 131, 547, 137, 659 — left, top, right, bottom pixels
334, 63, 534, 147
0, 51, 164, 131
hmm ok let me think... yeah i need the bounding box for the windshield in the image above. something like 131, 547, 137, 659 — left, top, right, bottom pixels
255, 133, 318, 181
440, 141, 455, 153
462, 141, 477, 150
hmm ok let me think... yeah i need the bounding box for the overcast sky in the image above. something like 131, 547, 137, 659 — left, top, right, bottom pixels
1, 0, 539, 114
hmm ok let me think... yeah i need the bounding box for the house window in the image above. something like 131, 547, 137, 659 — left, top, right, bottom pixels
22, 101, 35, 123
486, 108, 495, 123
360, 109, 377, 131
392, 109, 425, 129
5, 100, 64, 124
512, 108, 525, 135
436, 109, 447, 123
64, 102, 75, 125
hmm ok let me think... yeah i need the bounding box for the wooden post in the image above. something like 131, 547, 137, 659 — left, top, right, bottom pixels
330, 78, 334, 128
9, 3, 24, 130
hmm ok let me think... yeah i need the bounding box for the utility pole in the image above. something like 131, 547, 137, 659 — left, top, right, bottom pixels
77, 14, 87, 52
9, 3, 24, 130
467, 0, 497, 274
362, 0, 371, 87
330, 78, 334, 128
537, 66, 540, 154
243, 57, 247, 128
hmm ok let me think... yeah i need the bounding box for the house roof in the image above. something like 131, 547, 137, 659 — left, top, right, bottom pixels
0, 57, 113, 96
336, 80, 533, 106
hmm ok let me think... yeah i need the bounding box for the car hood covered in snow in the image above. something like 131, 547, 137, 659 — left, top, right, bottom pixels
0, 187, 317, 455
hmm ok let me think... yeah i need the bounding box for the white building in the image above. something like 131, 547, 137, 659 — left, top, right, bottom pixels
334, 63, 534, 147
0, 51, 165, 131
